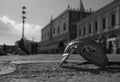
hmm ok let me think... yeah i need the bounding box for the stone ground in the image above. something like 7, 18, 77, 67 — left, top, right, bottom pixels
0, 54, 120, 82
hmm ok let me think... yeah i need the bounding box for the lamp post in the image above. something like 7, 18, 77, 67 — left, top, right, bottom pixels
22, 6, 26, 39
20, 6, 26, 48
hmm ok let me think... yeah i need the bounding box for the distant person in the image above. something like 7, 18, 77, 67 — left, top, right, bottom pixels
35, 43, 38, 54
2, 44, 7, 55
108, 41, 113, 54
99, 35, 107, 53
58, 39, 65, 54
31, 42, 34, 55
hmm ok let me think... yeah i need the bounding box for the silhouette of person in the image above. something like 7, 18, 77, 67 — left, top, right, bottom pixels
58, 39, 65, 54
99, 35, 107, 53
108, 41, 113, 54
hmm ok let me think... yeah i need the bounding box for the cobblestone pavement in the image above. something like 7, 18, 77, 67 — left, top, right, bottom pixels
0, 54, 119, 82
0, 62, 120, 82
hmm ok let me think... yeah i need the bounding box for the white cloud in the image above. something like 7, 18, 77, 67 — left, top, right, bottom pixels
0, 16, 43, 43
0, 16, 15, 25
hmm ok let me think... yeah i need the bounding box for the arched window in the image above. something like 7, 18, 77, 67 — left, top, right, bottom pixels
83, 26, 86, 35
79, 28, 81, 36
57, 26, 60, 34
63, 23, 66, 31
111, 13, 116, 27
94, 21, 98, 33
47, 31, 49, 37
88, 24, 91, 34
102, 17, 106, 30
53, 27, 55, 34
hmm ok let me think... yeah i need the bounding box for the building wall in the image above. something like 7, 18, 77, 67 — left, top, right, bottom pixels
77, 0, 120, 53
69, 11, 91, 40
40, 10, 70, 53
40, 9, 91, 53
40, 32, 69, 52
41, 24, 50, 41
41, 11, 69, 41
52, 12, 69, 37
77, 0, 120, 38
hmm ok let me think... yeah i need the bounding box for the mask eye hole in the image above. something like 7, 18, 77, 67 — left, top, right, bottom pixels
82, 46, 97, 54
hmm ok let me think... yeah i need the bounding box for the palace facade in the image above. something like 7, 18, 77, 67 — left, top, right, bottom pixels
77, 0, 120, 53
39, 0, 91, 53
40, 0, 120, 54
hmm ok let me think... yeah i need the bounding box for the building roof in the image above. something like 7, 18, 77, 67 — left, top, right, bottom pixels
77, 0, 120, 25
42, 0, 87, 31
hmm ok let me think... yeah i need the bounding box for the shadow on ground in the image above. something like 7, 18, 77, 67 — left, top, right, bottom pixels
61, 61, 120, 74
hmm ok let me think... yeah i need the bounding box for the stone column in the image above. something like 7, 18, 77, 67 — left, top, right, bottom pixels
98, 16, 101, 33
106, 13, 109, 30
116, 5, 120, 28
118, 5, 120, 26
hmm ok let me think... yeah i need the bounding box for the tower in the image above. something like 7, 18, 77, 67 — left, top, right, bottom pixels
80, 0, 85, 12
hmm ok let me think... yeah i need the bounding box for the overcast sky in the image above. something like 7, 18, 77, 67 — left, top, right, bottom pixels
0, 0, 113, 45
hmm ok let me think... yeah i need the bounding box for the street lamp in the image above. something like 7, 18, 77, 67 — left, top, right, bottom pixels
19, 6, 26, 48
22, 6, 26, 39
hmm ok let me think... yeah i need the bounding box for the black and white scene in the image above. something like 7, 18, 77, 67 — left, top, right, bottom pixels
0, 0, 120, 82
